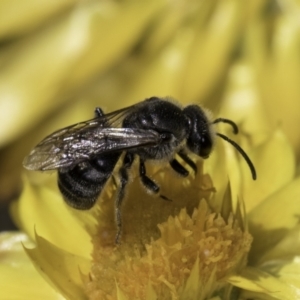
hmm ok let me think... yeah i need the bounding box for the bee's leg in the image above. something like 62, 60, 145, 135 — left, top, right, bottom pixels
169, 158, 189, 177
115, 152, 134, 244
94, 107, 104, 118
139, 160, 171, 201
139, 160, 160, 193
177, 150, 197, 174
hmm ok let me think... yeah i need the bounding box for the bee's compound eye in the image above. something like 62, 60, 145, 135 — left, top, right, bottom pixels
183, 105, 213, 158
199, 135, 212, 158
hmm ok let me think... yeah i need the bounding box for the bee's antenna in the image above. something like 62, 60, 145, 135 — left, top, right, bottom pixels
213, 118, 239, 134
216, 132, 257, 180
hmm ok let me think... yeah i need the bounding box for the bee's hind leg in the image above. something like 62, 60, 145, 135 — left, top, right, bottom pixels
115, 152, 134, 244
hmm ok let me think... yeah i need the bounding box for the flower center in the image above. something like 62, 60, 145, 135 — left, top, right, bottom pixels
85, 197, 252, 300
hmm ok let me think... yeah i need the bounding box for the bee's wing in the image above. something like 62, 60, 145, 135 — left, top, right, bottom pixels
23, 127, 161, 171
23, 103, 159, 171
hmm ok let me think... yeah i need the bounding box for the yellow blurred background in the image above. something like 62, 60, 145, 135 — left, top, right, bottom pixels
1, 0, 300, 229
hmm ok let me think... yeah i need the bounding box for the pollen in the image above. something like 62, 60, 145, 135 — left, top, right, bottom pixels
84, 191, 252, 300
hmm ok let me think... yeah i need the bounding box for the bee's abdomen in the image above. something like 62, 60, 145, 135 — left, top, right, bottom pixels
58, 152, 121, 210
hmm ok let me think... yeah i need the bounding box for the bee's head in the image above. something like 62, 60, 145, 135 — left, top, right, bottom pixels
183, 105, 257, 180
183, 105, 214, 159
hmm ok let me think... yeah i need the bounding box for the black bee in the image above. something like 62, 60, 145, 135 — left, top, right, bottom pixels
23, 97, 256, 242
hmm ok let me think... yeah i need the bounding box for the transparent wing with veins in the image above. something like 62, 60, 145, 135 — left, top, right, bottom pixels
23, 103, 161, 171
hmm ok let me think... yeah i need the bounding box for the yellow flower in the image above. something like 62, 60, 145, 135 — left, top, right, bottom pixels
1, 1, 300, 299
2, 118, 300, 299
83, 164, 250, 300
0, 232, 62, 299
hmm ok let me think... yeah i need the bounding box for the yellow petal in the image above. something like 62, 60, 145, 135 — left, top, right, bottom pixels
139, 2, 190, 56
0, 232, 61, 300
228, 267, 299, 300
0, 0, 77, 39
116, 283, 129, 300
181, 256, 201, 298
219, 61, 271, 142
255, 225, 300, 265
248, 177, 300, 264
182, 0, 244, 102
114, 28, 193, 105
263, 15, 300, 156
24, 232, 90, 300
246, 11, 300, 156
243, 128, 295, 211
204, 139, 228, 205
0, 0, 164, 147
214, 62, 296, 209
11, 176, 93, 258
271, 258, 300, 292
